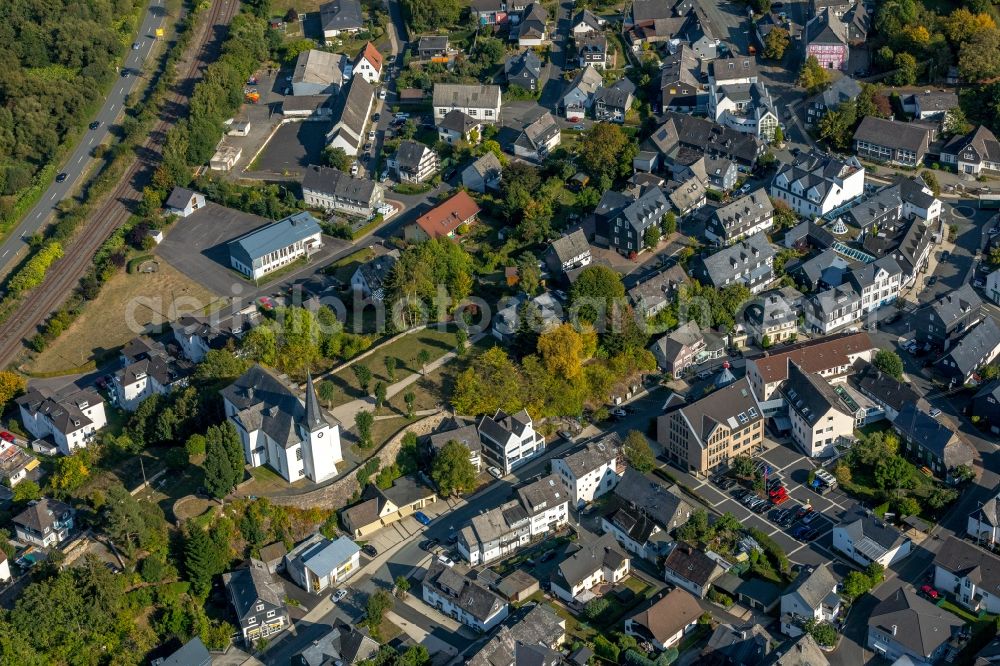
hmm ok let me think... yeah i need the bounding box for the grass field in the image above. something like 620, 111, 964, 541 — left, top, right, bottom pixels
25, 261, 222, 375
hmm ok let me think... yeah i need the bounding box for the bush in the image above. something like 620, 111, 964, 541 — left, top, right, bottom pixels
584, 596, 610, 621
127, 254, 155, 274
593, 635, 620, 663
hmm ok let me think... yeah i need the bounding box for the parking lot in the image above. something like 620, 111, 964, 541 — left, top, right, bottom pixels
676, 438, 863, 568
253, 120, 332, 176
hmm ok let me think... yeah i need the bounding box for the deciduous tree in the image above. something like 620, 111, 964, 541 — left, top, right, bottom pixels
798, 55, 832, 94
0, 371, 27, 407
764, 26, 790, 60
873, 349, 904, 379
431, 440, 477, 496
623, 430, 656, 472
355, 410, 374, 448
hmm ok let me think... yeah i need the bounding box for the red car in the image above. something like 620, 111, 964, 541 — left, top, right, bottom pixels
921, 585, 940, 600
0, 431, 14, 443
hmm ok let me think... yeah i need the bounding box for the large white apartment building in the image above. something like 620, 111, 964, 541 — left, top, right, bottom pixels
433, 84, 502, 125
551, 433, 624, 508
770, 151, 865, 217
16, 387, 107, 456
476, 409, 543, 475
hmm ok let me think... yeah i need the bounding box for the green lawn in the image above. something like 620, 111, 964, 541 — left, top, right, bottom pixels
325, 247, 375, 283
319, 325, 460, 408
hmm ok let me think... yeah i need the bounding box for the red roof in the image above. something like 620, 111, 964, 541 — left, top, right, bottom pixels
359, 42, 383, 72
415, 191, 481, 239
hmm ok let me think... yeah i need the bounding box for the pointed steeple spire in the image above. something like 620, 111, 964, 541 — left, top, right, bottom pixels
714, 361, 736, 389
304, 372, 326, 432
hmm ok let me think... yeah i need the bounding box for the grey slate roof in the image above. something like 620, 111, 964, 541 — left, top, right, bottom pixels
355, 249, 399, 297
938, 317, 1000, 378
468, 604, 565, 666
228, 211, 322, 265
320, 0, 363, 32
772, 634, 831, 666
518, 3, 548, 40
664, 544, 722, 587
425, 560, 506, 623
553, 530, 628, 588
675, 377, 762, 445
744, 290, 799, 330
629, 265, 688, 311
854, 116, 931, 153
633, 0, 674, 23
392, 139, 433, 169
302, 165, 379, 203
429, 421, 483, 456
517, 474, 568, 513
711, 56, 757, 82
594, 77, 636, 110
433, 84, 501, 109
807, 8, 847, 45
157, 637, 211, 666
943, 125, 1000, 163
550, 229, 591, 265
710, 187, 773, 238
771, 151, 863, 208
782, 361, 851, 426
934, 536, 1000, 594
893, 403, 972, 468
329, 74, 374, 142
465, 151, 503, 182
16, 386, 103, 435
838, 506, 909, 558
514, 111, 559, 153
573, 8, 603, 32
557, 433, 621, 478
223, 558, 285, 621
439, 109, 478, 134
12, 499, 72, 533
868, 587, 963, 658
660, 44, 700, 89
614, 468, 692, 529
810, 76, 862, 112
504, 49, 542, 80
849, 360, 922, 414
696, 232, 776, 288
418, 35, 448, 52
928, 284, 983, 330
703, 623, 771, 664
164, 186, 198, 210
785, 563, 838, 611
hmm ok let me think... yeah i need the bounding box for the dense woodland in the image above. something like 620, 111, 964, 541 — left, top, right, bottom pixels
0, 0, 139, 209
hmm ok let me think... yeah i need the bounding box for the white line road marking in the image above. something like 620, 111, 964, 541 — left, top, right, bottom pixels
89, 137, 95, 144
50, 193, 56, 201
78, 155, 84, 163
1, 251, 7, 258
111, 104, 116, 111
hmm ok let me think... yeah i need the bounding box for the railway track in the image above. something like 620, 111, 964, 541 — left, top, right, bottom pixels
0, 0, 241, 367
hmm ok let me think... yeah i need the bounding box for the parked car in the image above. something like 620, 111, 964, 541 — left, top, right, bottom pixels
801, 511, 819, 525
56, 172, 68, 182
89, 121, 101, 130
414, 511, 432, 526
610, 407, 627, 418
421, 538, 439, 551
920, 584, 940, 600
795, 505, 813, 519
0, 431, 14, 443
437, 554, 455, 567
540, 550, 557, 563
488, 466, 503, 479
558, 430, 574, 441
929, 407, 942, 418
331, 589, 348, 602
362, 544, 378, 557
132, 42, 140, 50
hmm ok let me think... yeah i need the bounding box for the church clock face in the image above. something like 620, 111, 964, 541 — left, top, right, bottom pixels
317, 431, 324, 438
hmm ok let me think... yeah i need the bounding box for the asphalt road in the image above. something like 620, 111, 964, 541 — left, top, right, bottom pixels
0, 0, 167, 277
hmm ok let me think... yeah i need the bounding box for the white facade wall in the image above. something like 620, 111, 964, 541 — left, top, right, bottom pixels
934, 565, 1000, 614
421, 586, 509, 632
833, 525, 912, 568
552, 457, 621, 507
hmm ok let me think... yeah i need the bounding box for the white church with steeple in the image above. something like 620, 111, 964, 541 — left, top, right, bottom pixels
221, 365, 342, 483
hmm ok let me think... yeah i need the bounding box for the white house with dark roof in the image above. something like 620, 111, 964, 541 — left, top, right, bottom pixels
437, 109, 481, 145
467, 604, 565, 666
853, 116, 932, 167
744, 289, 800, 346
833, 506, 912, 568
780, 563, 841, 637
595, 186, 670, 257
423, 561, 509, 632
935, 317, 1000, 387
302, 165, 384, 219
429, 420, 483, 473
504, 49, 542, 91
545, 229, 592, 275
968, 488, 1000, 545
224, 558, 289, 644
690, 232, 776, 294
350, 249, 398, 303
325, 75, 374, 156
933, 535, 1000, 614
782, 361, 855, 458
387, 140, 439, 183
517, 3, 548, 46
770, 150, 865, 217
433, 84, 501, 125
12, 498, 74, 548
560, 66, 603, 120
551, 433, 624, 507
867, 587, 964, 665
284, 534, 361, 594
663, 543, 724, 598
113, 353, 183, 411
594, 77, 636, 124
17, 386, 107, 455
462, 151, 503, 193
706, 188, 774, 246
601, 469, 693, 561
476, 409, 542, 475
163, 187, 205, 217
320, 0, 363, 41
228, 211, 324, 281
551, 530, 630, 603
513, 111, 560, 161
941, 125, 1000, 176
222, 366, 342, 484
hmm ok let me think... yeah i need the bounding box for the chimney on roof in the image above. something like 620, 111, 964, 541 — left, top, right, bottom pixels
246, 386, 254, 401
891, 625, 897, 636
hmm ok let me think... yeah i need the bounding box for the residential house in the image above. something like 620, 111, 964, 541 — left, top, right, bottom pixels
171, 311, 258, 364
600, 468, 693, 561
320, 0, 363, 41
941, 125, 1000, 176
491, 292, 563, 343
805, 8, 849, 71
221, 367, 342, 483
743, 289, 800, 346
782, 361, 855, 458
625, 588, 703, 650
470, 0, 509, 26
504, 50, 542, 91
550, 530, 630, 603
627, 265, 688, 317
163, 187, 205, 217
902, 90, 959, 121
853, 116, 932, 167
780, 564, 841, 637
934, 536, 1000, 614
663, 544, 724, 598
467, 604, 565, 666
577, 34, 608, 69
560, 66, 603, 120
972, 381, 1000, 436
849, 359, 923, 423
704, 156, 739, 192
657, 377, 764, 474
935, 317, 1000, 386
863, 215, 934, 290
113, 350, 184, 412
667, 176, 707, 216
513, 111, 560, 161
893, 403, 975, 481
293, 622, 379, 665
462, 152, 503, 193
660, 45, 701, 112
551, 433, 624, 508
423, 561, 509, 632
433, 84, 501, 125
341, 478, 436, 538
652, 112, 764, 171
706, 188, 774, 246
457, 474, 569, 565
223, 559, 289, 644
352, 42, 382, 84
429, 420, 483, 474
387, 139, 439, 184
0, 437, 37, 488
594, 78, 636, 123
867, 587, 964, 665
517, 3, 547, 46
650, 321, 707, 376
572, 8, 604, 37
968, 488, 1000, 545
350, 249, 398, 303
701, 623, 771, 664
417, 36, 449, 60
291, 49, 346, 96
17, 386, 107, 455
805, 76, 862, 126
285, 534, 361, 593
833, 506, 912, 568
770, 151, 865, 217
152, 638, 211, 666
772, 634, 831, 666
804, 284, 863, 335
745, 331, 876, 404
545, 228, 592, 276
405, 190, 480, 242
689, 232, 776, 294
477, 409, 542, 475
13, 498, 74, 548
707, 60, 779, 140
437, 110, 482, 145
913, 284, 983, 350
325, 75, 375, 156
595, 185, 670, 257
301, 165, 384, 219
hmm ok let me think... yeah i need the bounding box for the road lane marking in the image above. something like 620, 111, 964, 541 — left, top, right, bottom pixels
111, 104, 116, 111
1, 251, 7, 258
78, 155, 84, 164
89, 137, 95, 144
50, 193, 57, 201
